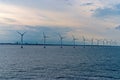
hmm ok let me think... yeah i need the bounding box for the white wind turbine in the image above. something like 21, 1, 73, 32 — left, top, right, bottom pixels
58, 33, 65, 48
91, 38, 94, 47
82, 36, 86, 48
102, 39, 106, 46
95, 39, 100, 46
72, 35, 78, 48
104, 39, 109, 46
43, 32, 49, 48
17, 32, 26, 48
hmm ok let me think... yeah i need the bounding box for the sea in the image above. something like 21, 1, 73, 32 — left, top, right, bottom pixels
0, 45, 119, 80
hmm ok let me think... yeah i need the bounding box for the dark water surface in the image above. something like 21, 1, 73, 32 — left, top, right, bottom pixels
0, 45, 120, 80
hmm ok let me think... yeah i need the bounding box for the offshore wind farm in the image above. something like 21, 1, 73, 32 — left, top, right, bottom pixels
1, 0, 120, 80
15, 31, 119, 48
0, 31, 118, 80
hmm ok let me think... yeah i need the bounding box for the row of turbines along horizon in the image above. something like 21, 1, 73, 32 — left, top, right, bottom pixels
17, 32, 118, 48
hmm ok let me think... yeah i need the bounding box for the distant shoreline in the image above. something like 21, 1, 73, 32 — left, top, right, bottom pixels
0, 43, 119, 47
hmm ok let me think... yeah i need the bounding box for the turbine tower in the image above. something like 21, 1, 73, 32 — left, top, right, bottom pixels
96, 39, 100, 46
109, 40, 112, 46
91, 38, 94, 47
102, 39, 105, 46
43, 32, 48, 48
72, 35, 78, 48
105, 39, 109, 46
113, 40, 117, 46
82, 36, 86, 48
58, 34, 64, 48
17, 32, 26, 48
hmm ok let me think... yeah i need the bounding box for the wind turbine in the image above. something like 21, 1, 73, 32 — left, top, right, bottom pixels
109, 40, 112, 46
102, 39, 105, 46
82, 36, 86, 48
105, 39, 109, 46
72, 35, 78, 48
96, 39, 100, 46
91, 38, 94, 47
58, 33, 64, 48
17, 31, 26, 48
113, 40, 117, 46
43, 32, 49, 48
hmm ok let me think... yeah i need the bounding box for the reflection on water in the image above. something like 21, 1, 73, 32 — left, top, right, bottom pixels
0, 45, 119, 80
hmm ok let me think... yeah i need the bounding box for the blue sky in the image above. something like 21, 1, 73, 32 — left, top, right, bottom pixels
0, 0, 120, 44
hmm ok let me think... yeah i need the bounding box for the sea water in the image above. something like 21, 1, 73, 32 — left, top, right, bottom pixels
0, 45, 119, 80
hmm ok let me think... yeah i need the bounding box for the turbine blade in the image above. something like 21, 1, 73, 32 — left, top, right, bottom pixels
23, 32, 26, 35
58, 33, 62, 38
17, 31, 22, 35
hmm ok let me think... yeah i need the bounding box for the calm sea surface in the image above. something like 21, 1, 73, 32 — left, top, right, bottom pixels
0, 45, 119, 80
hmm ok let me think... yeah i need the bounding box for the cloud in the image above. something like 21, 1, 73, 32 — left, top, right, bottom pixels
0, 1, 105, 29
2, 18, 17, 22
93, 4, 120, 17
81, 3, 94, 6
0, 3, 85, 27
0, 3, 114, 38
1, 1, 120, 43
115, 25, 120, 30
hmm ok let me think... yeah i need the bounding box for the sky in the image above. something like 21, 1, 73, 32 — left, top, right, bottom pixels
0, 0, 120, 45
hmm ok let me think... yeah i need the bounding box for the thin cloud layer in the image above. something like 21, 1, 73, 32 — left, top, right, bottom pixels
0, 3, 84, 27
